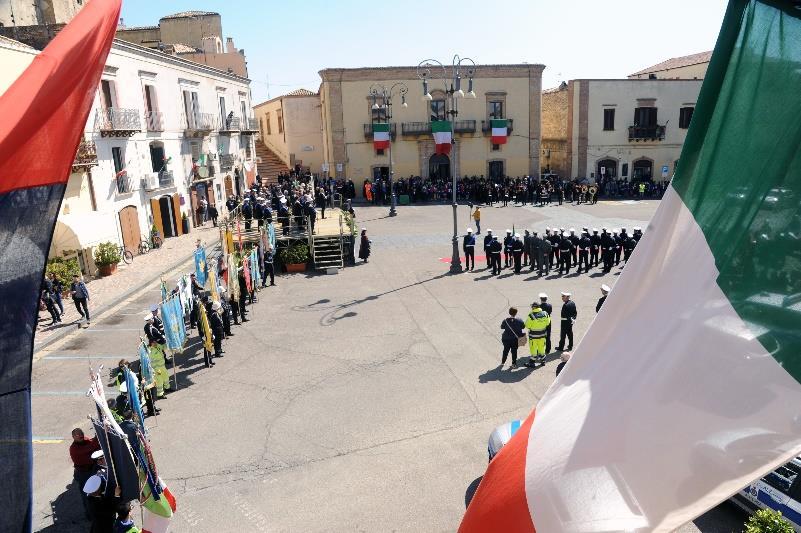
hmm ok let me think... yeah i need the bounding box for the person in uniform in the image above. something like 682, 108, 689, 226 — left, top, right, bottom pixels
489, 235, 503, 276
568, 228, 580, 265
500, 307, 525, 369
540, 235, 552, 276
503, 229, 513, 268
596, 284, 610, 312
556, 292, 577, 351
577, 230, 592, 273
463, 228, 476, 271
558, 231, 572, 275
613, 230, 623, 265
600, 227, 615, 273
623, 230, 637, 263
522, 229, 531, 267
538, 292, 553, 353
209, 301, 225, 358
529, 231, 542, 273
590, 228, 601, 267
512, 233, 524, 274
633, 226, 643, 242
146, 336, 170, 398
524, 301, 551, 368
483, 229, 494, 270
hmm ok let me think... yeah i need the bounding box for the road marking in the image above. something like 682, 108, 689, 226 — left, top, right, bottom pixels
41, 355, 127, 360
32, 391, 89, 397
32, 437, 65, 444
84, 328, 141, 332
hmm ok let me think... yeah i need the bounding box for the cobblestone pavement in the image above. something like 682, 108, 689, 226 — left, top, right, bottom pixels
35, 224, 221, 349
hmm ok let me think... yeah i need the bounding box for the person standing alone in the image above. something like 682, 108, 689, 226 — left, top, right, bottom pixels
69, 274, 90, 326
472, 205, 481, 235
463, 228, 476, 271
556, 292, 577, 351
500, 307, 525, 369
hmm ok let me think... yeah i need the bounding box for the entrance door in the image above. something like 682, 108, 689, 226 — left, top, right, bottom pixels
632, 159, 653, 181
597, 159, 617, 179
429, 153, 450, 179
118, 206, 141, 255
488, 161, 504, 180
159, 195, 178, 238
150, 198, 164, 239
224, 175, 234, 198
373, 166, 389, 180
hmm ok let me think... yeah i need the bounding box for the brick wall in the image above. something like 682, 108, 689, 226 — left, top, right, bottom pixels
0, 23, 65, 50
541, 86, 569, 177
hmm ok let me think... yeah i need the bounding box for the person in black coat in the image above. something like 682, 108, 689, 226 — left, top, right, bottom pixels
538, 293, 553, 353
358, 229, 371, 262
209, 302, 225, 357
263, 249, 276, 287
242, 200, 253, 230
208, 204, 219, 227
500, 307, 525, 368
556, 292, 577, 351
489, 236, 503, 275
305, 202, 317, 235
278, 200, 290, 235
596, 284, 610, 312
512, 234, 524, 274
483, 230, 494, 269
316, 188, 328, 219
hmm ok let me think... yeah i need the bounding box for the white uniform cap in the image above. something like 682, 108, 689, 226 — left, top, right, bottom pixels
514, 233, 520, 238
361, 227, 367, 231
545, 227, 550, 231
467, 228, 473, 233
569, 228, 575, 232
601, 284, 611, 292
90, 450, 104, 460
505, 229, 511, 233
560, 227, 565, 231
219, 287, 226, 294
487, 229, 493, 233
212, 301, 222, 311
634, 226, 641, 231
592, 228, 598, 232
83, 475, 102, 494
602, 227, 607, 231
561, 291, 571, 297
119, 381, 128, 394
144, 314, 153, 322
538, 292, 548, 299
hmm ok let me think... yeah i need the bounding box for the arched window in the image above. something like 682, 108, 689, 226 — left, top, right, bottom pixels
632, 158, 653, 181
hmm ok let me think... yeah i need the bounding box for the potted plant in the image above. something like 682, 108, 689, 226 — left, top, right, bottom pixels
278, 242, 309, 273
745, 509, 794, 533
181, 212, 190, 234
93, 241, 121, 277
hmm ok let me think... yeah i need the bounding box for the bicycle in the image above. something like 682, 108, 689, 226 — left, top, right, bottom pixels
118, 245, 134, 265
138, 231, 163, 254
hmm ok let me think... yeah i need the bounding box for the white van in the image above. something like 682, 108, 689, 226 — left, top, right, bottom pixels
731, 457, 801, 530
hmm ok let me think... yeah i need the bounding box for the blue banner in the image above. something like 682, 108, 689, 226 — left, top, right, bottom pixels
172, 297, 186, 346
138, 342, 154, 385
160, 298, 184, 351
194, 248, 207, 286
124, 368, 147, 438
268, 222, 276, 250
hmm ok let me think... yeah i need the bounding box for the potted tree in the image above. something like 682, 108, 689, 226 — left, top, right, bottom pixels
94, 241, 122, 277
182, 212, 190, 234
278, 242, 309, 273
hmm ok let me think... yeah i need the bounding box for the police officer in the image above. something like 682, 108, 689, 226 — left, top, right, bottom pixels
489, 235, 503, 276
524, 301, 551, 368
522, 229, 531, 267
242, 198, 253, 230
209, 301, 225, 358
577, 230, 591, 273
529, 230, 542, 273
623, 230, 637, 263
590, 228, 601, 267
547, 228, 560, 269
538, 292, 553, 353
633, 226, 643, 242
144, 314, 165, 346
503, 229, 513, 268
540, 234, 552, 276
219, 288, 234, 336
463, 228, 476, 271
568, 228, 579, 265
512, 233, 524, 274
559, 231, 572, 275
596, 284, 610, 312
483, 229, 494, 270
600, 227, 615, 273
556, 292, 577, 351
263, 248, 276, 286
613, 230, 623, 265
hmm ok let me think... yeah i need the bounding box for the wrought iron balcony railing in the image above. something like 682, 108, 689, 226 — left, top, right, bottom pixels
219, 154, 235, 171
96, 108, 141, 137
219, 116, 241, 133
72, 140, 98, 169
116, 175, 133, 195
363, 123, 397, 139
145, 110, 164, 132
241, 117, 259, 133
453, 120, 476, 133
401, 122, 432, 136
481, 118, 514, 133
184, 112, 216, 135
628, 125, 666, 141
158, 170, 174, 188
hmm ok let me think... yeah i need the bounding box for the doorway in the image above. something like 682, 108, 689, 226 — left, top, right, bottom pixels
159, 196, 178, 237
118, 206, 141, 255
632, 159, 653, 181
596, 159, 617, 179
372, 166, 389, 180
429, 153, 450, 179
224, 175, 234, 199
488, 161, 505, 180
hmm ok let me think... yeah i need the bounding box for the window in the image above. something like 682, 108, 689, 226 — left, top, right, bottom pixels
240, 101, 248, 123
371, 97, 387, 123
244, 139, 252, 159
430, 100, 446, 121
182, 90, 199, 126
491, 144, 500, 151
265, 113, 272, 135
277, 109, 284, 133
622, 163, 629, 177
488, 101, 504, 120
376, 149, 385, 156
679, 107, 694, 129
190, 142, 201, 162
634, 107, 658, 127
149, 142, 165, 172
603, 108, 615, 131
144, 85, 158, 113
111, 146, 124, 174
100, 79, 116, 109
219, 96, 227, 124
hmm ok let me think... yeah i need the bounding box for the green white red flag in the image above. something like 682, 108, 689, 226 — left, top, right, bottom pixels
432, 120, 452, 154
373, 122, 390, 150
490, 119, 508, 144
460, 1, 801, 531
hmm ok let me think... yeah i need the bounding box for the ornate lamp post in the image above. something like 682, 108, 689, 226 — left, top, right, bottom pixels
369, 83, 408, 217
417, 55, 476, 274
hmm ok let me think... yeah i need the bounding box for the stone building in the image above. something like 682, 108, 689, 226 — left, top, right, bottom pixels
541, 82, 569, 177
0, 0, 83, 27
628, 51, 711, 80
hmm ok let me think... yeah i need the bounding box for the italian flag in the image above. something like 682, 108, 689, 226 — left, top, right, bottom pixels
460, 1, 801, 531
373, 122, 390, 150
490, 119, 508, 144
141, 478, 176, 533
431, 120, 452, 155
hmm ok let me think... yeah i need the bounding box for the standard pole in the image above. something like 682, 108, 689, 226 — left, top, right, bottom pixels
449, 93, 462, 274
388, 124, 397, 217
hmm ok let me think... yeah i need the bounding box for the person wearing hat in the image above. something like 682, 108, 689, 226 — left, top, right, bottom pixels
358, 228, 371, 263
463, 228, 476, 271
538, 293, 553, 353
556, 351, 572, 377
600, 227, 615, 273
503, 230, 513, 268
85, 472, 121, 533
613, 229, 623, 266
512, 233, 524, 274
489, 235, 503, 275
524, 301, 551, 367
623, 229, 637, 263
576, 230, 592, 274
522, 229, 531, 268
483, 230, 494, 270
500, 307, 526, 369
210, 301, 226, 358
547, 228, 560, 270
218, 288, 234, 337
632, 226, 643, 242
568, 228, 580, 266
590, 228, 601, 267
556, 292, 577, 351
597, 284, 611, 312
558, 230, 572, 275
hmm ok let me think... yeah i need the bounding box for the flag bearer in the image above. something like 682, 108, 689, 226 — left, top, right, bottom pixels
524, 302, 551, 368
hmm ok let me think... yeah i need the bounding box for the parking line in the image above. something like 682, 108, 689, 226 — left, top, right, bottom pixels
84, 328, 141, 332
32, 391, 89, 397
32, 437, 65, 444
42, 355, 128, 360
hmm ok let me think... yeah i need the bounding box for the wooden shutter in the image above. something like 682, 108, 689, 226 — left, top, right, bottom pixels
172, 193, 183, 235
150, 198, 164, 238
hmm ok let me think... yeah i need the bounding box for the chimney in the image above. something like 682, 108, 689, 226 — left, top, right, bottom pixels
226, 37, 236, 54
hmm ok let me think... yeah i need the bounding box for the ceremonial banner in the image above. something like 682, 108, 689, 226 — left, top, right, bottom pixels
431, 120, 452, 155
138, 342, 155, 386
208, 258, 220, 303
461, 2, 801, 531
0, 1, 121, 529
160, 298, 183, 352
142, 477, 177, 533
198, 304, 214, 353
160, 279, 168, 302
124, 368, 147, 437
243, 257, 252, 294
228, 254, 241, 303
194, 248, 208, 287
490, 119, 508, 145
226, 230, 235, 258
172, 297, 187, 347
373, 122, 390, 150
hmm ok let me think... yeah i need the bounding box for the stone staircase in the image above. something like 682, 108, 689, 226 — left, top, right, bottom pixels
312, 235, 343, 271
255, 140, 289, 184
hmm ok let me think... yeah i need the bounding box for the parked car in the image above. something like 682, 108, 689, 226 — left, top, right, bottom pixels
487, 420, 522, 462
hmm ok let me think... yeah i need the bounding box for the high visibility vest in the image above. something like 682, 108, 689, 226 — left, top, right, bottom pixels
524, 309, 551, 338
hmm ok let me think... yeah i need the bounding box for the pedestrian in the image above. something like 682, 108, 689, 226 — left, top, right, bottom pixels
219, 288, 234, 337
483, 229, 493, 269
70, 274, 90, 326
237, 270, 249, 321
556, 292, 577, 351
596, 284, 610, 312
568, 228, 579, 266
463, 228, 476, 271
555, 351, 571, 377
210, 301, 225, 358
489, 235, 503, 275
590, 228, 601, 267
209, 204, 219, 227
623, 229, 637, 263
358, 228, 371, 263
316, 187, 327, 219
84, 473, 119, 533
538, 292, 553, 353
70, 428, 100, 520
503, 229, 513, 268
500, 307, 525, 369
512, 233, 524, 274
522, 230, 531, 267
576, 230, 591, 274
49, 272, 65, 316
263, 249, 276, 286
540, 235, 551, 276
524, 301, 551, 368
558, 231, 572, 275
613, 230, 622, 265
114, 501, 141, 533
600, 228, 615, 272
41, 281, 61, 324
146, 336, 170, 398
472, 206, 481, 235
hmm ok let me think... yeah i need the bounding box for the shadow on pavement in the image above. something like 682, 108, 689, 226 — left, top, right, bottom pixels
465, 476, 483, 508
478, 364, 535, 384
38, 482, 87, 532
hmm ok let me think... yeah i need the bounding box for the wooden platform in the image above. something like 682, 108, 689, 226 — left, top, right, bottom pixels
223, 208, 345, 244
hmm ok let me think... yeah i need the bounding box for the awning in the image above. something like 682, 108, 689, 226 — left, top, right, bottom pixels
50, 212, 119, 255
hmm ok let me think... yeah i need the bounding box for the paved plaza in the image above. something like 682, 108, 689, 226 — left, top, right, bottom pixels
32, 201, 746, 532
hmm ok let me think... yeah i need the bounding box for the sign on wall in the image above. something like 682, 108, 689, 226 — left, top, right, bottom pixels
661, 165, 669, 178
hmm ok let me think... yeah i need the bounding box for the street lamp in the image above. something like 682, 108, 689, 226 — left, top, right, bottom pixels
416, 55, 477, 274
368, 82, 408, 217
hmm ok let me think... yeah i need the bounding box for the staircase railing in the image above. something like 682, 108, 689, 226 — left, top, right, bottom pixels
338, 213, 344, 266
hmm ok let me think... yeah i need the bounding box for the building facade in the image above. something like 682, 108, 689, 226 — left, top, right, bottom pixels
0, 0, 82, 27
253, 88, 323, 172
315, 65, 544, 185
628, 51, 711, 80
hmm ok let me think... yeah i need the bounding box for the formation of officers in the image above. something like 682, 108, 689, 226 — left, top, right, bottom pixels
462, 225, 643, 275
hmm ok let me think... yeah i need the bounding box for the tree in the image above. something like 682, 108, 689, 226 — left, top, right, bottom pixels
745, 509, 794, 533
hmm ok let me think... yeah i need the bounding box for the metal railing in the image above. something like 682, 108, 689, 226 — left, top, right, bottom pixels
241, 117, 259, 132
184, 112, 216, 133
219, 116, 241, 132
401, 122, 432, 135
453, 120, 476, 133
481, 118, 514, 133
158, 170, 174, 188
116, 175, 133, 194
628, 125, 666, 141
363, 123, 398, 138
219, 154, 235, 171
73, 140, 98, 167
96, 108, 141, 132
145, 110, 164, 132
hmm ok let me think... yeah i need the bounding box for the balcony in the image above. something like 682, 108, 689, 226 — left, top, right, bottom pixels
158, 169, 174, 188
628, 125, 666, 141
96, 108, 141, 137
453, 120, 476, 134
401, 122, 432, 136
72, 140, 98, 171
219, 154, 235, 171
481, 118, 514, 134
363, 123, 397, 139
184, 112, 216, 137
241, 117, 259, 134
219, 116, 241, 134
145, 110, 164, 132
116, 174, 133, 195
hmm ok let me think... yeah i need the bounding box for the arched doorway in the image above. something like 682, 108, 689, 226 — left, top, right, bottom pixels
596, 158, 617, 179
632, 159, 653, 181
224, 174, 234, 199
429, 153, 450, 179
488, 161, 505, 180
118, 206, 141, 255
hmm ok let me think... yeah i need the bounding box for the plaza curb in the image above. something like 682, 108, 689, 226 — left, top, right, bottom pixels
33, 238, 222, 355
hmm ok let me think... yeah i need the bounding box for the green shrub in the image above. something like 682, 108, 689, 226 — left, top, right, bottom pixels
46, 257, 80, 290
278, 243, 309, 265
745, 509, 794, 533
93, 242, 121, 267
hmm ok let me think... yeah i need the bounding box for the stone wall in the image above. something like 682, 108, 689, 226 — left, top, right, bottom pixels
541, 85, 569, 177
